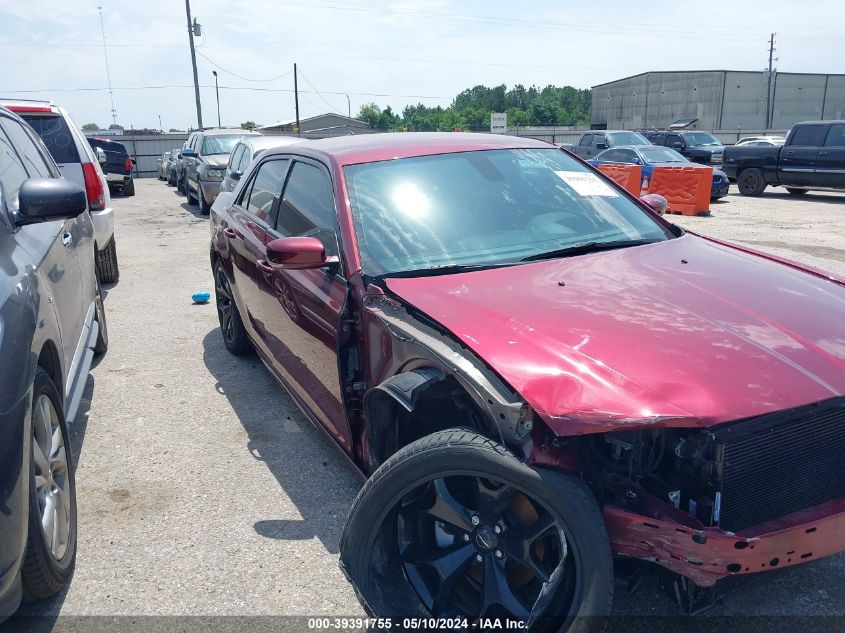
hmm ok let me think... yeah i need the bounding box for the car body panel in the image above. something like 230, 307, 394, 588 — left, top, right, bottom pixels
384, 234, 845, 435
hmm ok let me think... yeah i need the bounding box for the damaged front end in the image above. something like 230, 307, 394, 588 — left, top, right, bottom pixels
572, 397, 845, 612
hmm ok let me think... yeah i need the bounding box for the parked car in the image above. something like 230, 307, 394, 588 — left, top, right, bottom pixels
735, 136, 785, 147
567, 130, 651, 160
209, 132, 845, 626
220, 135, 302, 193
0, 99, 120, 283
166, 147, 181, 186
182, 128, 259, 214
157, 151, 172, 180
645, 130, 725, 166
0, 105, 108, 622
86, 136, 135, 197
724, 120, 845, 196
589, 145, 730, 199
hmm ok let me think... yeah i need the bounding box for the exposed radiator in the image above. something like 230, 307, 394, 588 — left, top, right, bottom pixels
714, 397, 845, 532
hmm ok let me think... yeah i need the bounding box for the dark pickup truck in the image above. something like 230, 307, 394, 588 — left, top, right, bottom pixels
645, 130, 725, 167
723, 120, 845, 196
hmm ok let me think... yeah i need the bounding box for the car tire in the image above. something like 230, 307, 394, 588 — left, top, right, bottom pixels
123, 177, 135, 197
200, 192, 211, 215
737, 168, 766, 196
187, 184, 197, 206
93, 275, 108, 355
21, 368, 77, 601
214, 260, 251, 355
786, 188, 808, 196
95, 238, 120, 285
340, 429, 613, 632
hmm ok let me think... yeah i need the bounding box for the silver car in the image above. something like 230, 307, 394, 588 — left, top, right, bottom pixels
220, 135, 303, 193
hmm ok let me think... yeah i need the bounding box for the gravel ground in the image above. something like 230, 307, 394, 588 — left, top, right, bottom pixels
7, 181, 843, 629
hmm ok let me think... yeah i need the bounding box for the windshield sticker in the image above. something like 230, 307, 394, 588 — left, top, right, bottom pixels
554, 171, 619, 197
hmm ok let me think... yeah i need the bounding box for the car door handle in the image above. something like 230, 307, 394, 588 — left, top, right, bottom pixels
786, 151, 795, 156
223, 228, 239, 239
256, 259, 275, 275
62, 232, 73, 247
818, 150, 829, 156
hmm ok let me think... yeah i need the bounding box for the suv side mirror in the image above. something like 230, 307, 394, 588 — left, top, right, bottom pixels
16, 179, 87, 226
639, 193, 668, 216
673, 142, 684, 149
266, 236, 328, 270
95, 147, 107, 164
230, 170, 243, 181
596, 142, 607, 150
182, 148, 197, 158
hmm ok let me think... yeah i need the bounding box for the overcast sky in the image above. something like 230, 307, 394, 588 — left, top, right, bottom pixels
1, 0, 843, 130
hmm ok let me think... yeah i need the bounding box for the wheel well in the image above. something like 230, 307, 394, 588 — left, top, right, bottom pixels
365, 373, 493, 468
37, 341, 62, 404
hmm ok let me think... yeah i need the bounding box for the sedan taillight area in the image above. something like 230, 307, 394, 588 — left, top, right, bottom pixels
82, 162, 105, 211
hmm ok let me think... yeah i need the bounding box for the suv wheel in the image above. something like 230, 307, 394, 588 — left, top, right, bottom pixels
21, 368, 77, 600
93, 275, 109, 355
214, 260, 250, 355
200, 192, 211, 215
95, 238, 120, 284
123, 177, 135, 197
737, 168, 766, 196
341, 429, 613, 632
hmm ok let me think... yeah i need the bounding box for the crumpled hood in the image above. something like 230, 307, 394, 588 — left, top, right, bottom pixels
386, 235, 845, 435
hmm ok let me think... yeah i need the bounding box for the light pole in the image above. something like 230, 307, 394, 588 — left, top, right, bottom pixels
158, 114, 163, 132
212, 71, 221, 127
346, 95, 351, 118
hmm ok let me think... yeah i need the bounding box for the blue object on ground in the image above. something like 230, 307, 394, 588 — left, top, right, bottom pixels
192, 291, 211, 304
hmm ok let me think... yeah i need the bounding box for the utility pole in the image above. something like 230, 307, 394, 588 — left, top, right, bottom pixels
346, 95, 351, 118
766, 33, 776, 130
97, 7, 117, 125
212, 71, 221, 127
293, 63, 300, 136
158, 114, 163, 132
185, 0, 203, 129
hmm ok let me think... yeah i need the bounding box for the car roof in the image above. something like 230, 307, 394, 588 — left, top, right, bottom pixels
198, 128, 260, 137
269, 132, 554, 167
0, 98, 60, 115
242, 135, 303, 150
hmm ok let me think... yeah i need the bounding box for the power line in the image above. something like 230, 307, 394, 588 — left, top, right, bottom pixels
96, 6, 117, 125
195, 49, 293, 82
297, 69, 343, 113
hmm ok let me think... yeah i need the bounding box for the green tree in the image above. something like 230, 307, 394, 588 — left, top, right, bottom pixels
108, 123, 123, 130
82, 123, 100, 131
240, 121, 257, 130
356, 102, 383, 128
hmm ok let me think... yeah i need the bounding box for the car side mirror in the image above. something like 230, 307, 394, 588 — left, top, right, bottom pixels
673, 142, 683, 149
96, 147, 107, 164
16, 179, 87, 226
639, 193, 668, 216
266, 236, 328, 270
231, 170, 242, 181
182, 148, 197, 158
596, 142, 607, 150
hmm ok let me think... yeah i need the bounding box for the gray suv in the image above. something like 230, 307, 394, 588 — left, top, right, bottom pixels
0, 105, 107, 621
182, 128, 259, 214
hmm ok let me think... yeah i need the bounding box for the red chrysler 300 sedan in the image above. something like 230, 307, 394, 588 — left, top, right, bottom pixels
209, 133, 845, 631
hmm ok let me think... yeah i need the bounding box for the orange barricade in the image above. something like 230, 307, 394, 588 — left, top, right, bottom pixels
596, 164, 642, 197
647, 166, 712, 216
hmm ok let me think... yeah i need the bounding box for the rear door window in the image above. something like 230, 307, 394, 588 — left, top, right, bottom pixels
228, 144, 245, 171
591, 134, 607, 148
245, 159, 290, 224
0, 121, 30, 210
18, 114, 80, 164
579, 134, 592, 147
790, 125, 827, 146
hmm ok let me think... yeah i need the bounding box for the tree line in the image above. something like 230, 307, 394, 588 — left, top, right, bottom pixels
356, 83, 591, 132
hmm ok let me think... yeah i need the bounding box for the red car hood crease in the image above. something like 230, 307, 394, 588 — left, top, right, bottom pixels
385, 235, 845, 435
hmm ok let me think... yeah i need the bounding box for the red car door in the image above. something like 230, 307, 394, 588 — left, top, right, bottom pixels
223, 158, 291, 358
266, 159, 350, 452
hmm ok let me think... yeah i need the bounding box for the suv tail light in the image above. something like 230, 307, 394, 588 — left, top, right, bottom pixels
82, 162, 106, 211
124, 156, 132, 172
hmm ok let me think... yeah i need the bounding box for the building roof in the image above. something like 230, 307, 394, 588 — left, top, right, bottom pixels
262, 132, 553, 167
258, 113, 368, 130
592, 69, 845, 89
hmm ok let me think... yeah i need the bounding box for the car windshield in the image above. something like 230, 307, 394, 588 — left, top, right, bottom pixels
345, 148, 673, 276
608, 132, 650, 145
201, 134, 243, 155
684, 132, 721, 146
639, 147, 688, 163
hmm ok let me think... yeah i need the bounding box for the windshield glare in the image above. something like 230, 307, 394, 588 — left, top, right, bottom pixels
201, 135, 243, 155
640, 147, 688, 163
608, 132, 650, 145
345, 148, 673, 276
685, 132, 721, 146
